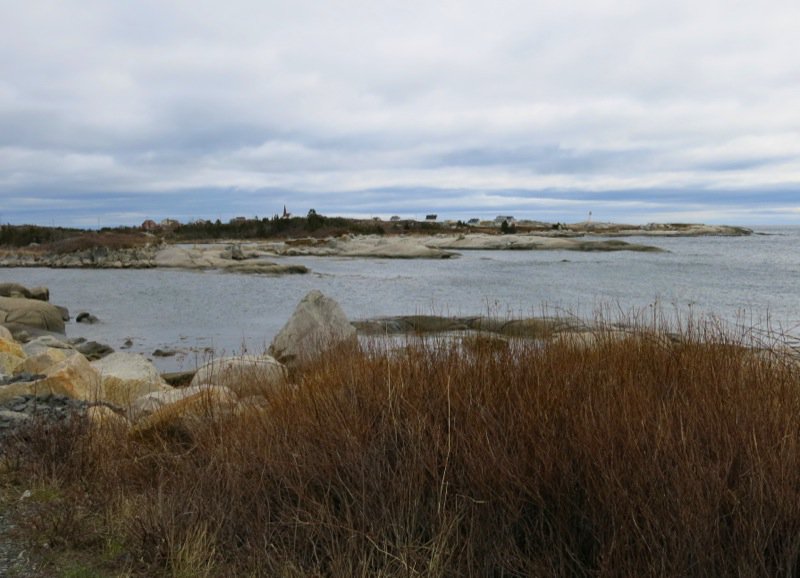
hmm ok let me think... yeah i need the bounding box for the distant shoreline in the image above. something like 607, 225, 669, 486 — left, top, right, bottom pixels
0, 220, 751, 272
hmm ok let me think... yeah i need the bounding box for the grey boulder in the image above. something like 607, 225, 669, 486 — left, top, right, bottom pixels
268, 290, 357, 366
0, 297, 66, 334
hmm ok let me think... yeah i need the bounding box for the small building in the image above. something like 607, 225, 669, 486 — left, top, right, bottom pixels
141, 219, 158, 231
425, 214, 438, 222
229, 216, 247, 224
160, 218, 181, 230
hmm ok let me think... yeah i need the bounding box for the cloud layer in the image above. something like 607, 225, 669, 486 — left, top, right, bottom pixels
2, 0, 799, 226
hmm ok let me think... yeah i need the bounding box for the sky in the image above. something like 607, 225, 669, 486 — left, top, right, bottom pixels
1, 0, 799, 227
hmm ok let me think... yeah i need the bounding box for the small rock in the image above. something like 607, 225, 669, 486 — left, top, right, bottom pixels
121, 338, 134, 349
0, 409, 30, 424
75, 341, 114, 360
76, 312, 100, 324
161, 370, 195, 387
152, 348, 177, 357
0, 372, 46, 385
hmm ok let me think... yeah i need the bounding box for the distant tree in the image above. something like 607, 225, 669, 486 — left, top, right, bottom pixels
500, 220, 517, 234
306, 209, 325, 231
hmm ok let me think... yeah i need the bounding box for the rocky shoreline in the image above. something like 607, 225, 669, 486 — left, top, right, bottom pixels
0, 287, 358, 440
0, 223, 752, 271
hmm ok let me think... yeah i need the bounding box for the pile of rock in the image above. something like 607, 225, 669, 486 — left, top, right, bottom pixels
0, 394, 91, 439
0, 288, 357, 441
0, 282, 67, 337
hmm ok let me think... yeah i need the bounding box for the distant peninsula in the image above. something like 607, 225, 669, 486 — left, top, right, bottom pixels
0, 216, 752, 272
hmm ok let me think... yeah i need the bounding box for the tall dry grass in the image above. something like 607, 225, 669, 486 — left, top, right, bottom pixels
3, 318, 800, 576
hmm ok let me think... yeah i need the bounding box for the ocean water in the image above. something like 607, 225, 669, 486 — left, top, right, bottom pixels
2, 226, 798, 370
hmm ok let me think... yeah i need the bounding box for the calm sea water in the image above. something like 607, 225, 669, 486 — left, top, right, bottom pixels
2, 226, 798, 370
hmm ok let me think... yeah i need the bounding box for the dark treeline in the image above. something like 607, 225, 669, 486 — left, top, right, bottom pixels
1, 211, 453, 250
169, 212, 392, 241
0, 224, 87, 247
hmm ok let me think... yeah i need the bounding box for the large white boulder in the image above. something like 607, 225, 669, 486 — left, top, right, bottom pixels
268, 290, 357, 366
190, 355, 286, 397
92, 352, 171, 407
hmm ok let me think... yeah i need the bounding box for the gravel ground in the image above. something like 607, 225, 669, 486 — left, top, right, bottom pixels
0, 394, 95, 577
0, 493, 39, 577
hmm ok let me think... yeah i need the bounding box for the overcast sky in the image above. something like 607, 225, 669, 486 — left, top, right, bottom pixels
1, 0, 799, 227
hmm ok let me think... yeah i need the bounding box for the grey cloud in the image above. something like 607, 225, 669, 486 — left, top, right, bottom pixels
1, 0, 799, 226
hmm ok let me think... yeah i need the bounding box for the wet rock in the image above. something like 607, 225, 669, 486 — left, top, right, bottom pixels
152, 348, 177, 357
76, 312, 99, 324
75, 340, 113, 360
161, 370, 195, 387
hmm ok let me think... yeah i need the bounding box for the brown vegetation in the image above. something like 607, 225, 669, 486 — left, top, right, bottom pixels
2, 320, 800, 576
41, 232, 152, 255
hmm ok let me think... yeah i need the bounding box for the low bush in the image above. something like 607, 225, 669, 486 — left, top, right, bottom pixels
41, 233, 151, 255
